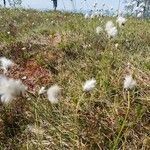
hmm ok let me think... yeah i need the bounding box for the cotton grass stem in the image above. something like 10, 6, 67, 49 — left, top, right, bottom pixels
75, 93, 85, 148
76, 93, 85, 114
112, 91, 130, 150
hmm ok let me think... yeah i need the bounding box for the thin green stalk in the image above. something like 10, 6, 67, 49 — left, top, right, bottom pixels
76, 93, 85, 114
75, 93, 85, 148
112, 91, 130, 150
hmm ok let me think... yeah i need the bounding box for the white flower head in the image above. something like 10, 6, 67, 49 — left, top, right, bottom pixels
115, 43, 119, 48
38, 86, 46, 95
107, 27, 118, 38
84, 13, 90, 19
124, 75, 137, 90
105, 21, 114, 31
27, 125, 44, 135
22, 47, 26, 50
83, 78, 96, 92
22, 76, 27, 80
137, 12, 143, 18
0, 76, 27, 104
105, 21, 118, 38
116, 16, 127, 27
47, 85, 61, 104
90, 13, 96, 19
0, 57, 13, 73
94, 11, 100, 17
96, 26, 103, 34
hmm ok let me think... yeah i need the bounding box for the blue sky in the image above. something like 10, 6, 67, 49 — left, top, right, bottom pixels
0, 0, 124, 12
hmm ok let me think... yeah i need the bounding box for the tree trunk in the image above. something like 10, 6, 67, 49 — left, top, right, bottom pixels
52, 0, 57, 10
4, 0, 6, 7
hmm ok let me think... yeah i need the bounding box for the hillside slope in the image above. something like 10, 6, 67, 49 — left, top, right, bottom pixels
0, 8, 150, 149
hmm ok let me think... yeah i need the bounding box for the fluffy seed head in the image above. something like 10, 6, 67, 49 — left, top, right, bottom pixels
116, 16, 127, 27
90, 13, 96, 19
0, 76, 27, 104
83, 79, 96, 92
27, 125, 44, 135
124, 75, 137, 90
115, 43, 119, 48
107, 27, 118, 38
0, 57, 13, 73
38, 86, 46, 95
137, 12, 143, 18
105, 21, 118, 38
105, 21, 114, 31
96, 26, 103, 34
84, 13, 90, 19
47, 85, 61, 104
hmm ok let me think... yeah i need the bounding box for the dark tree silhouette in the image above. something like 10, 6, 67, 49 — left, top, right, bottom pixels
3, 0, 6, 7
52, 0, 57, 10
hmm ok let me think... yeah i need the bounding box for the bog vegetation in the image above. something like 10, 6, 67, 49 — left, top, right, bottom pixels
0, 8, 150, 149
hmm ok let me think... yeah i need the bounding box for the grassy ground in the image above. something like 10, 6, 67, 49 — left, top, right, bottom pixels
0, 8, 150, 149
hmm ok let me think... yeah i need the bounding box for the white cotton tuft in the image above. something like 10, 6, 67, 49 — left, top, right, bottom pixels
94, 11, 100, 17
96, 26, 103, 34
47, 85, 61, 104
90, 14, 95, 19
38, 86, 46, 95
107, 27, 118, 38
0, 76, 27, 104
84, 13, 90, 19
83, 79, 96, 92
105, 21, 118, 38
105, 21, 114, 31
124, 75, 137, 90
0, 57, 13, 73
137, 12, 143, 18
27, 125, 44, 135
1, 94, 13, 104
116, 16, 127, 27
115, 43, 119, 48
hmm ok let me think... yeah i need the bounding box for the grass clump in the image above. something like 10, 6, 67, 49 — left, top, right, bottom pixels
0, 8, 149, 149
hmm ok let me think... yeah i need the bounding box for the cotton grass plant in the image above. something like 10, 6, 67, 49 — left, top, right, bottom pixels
105, 21, 118, 38
0, 57, 14, 74
0, 8, 149, 150
0, 75, 27, 104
